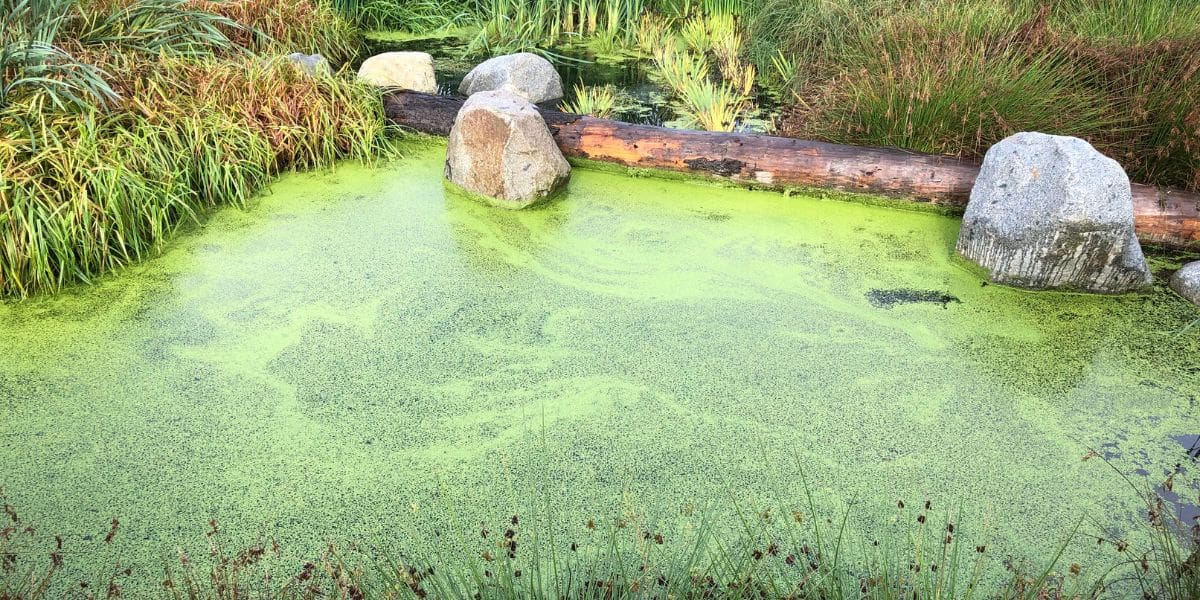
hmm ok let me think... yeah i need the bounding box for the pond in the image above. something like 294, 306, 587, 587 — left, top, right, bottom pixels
1, 140, 1197, 586
364, 31, 780, 131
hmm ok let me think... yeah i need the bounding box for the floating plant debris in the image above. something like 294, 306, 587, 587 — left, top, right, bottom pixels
866, 288, 962, 309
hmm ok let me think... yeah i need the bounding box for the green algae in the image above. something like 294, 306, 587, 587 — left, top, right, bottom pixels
1, 140, 1198, 587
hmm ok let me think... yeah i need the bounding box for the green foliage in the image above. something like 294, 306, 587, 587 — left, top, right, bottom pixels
746, 0, 1200, 191
563, 82, 619, 118
0, 0, 393, 297
187, 0, 361, 65
672, 77, 748, 131
0, 0, 117, 111
331, 0, 475, 33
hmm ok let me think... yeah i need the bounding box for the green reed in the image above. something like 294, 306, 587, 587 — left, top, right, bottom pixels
2, 456, 1195, 599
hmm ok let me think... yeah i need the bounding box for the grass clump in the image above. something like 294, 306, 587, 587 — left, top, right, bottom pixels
0, 0, 392, 297
747, 0, 1200, 191
563, 82, 619, 118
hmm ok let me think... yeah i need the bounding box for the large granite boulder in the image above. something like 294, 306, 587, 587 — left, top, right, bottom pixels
357, 52, 436, 92
459, 53, 563, 104
1171, 261, 1200, 306
956, 132, 1152, 293
445, 90, 570, 207
286, 53, 331, 77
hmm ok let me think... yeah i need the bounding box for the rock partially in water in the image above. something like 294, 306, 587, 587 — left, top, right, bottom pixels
444, 90, 570, 207
357, 51, 437, 92
459, 53, 563, 104
1170, 261, 1200, 306
956, 132, 1152, 294
286, 53, 331, 77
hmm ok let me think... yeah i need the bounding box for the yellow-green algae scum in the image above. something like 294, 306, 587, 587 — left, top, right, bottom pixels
1, 140, 1198, 582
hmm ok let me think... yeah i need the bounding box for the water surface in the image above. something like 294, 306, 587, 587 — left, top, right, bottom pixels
1, 140, 1197, 579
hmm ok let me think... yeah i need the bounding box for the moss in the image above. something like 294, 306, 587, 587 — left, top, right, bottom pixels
0, 141, 1197, 590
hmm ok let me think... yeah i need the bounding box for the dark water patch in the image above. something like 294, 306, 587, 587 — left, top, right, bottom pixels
1177, 434, 1199, 461
866, 288, 961, 309
690, 210, 731, 222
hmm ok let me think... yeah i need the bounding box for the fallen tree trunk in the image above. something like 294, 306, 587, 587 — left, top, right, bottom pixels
384, 90, 1200, 249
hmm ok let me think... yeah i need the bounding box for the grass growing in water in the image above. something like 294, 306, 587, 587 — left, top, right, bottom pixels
562, 83, 619, 118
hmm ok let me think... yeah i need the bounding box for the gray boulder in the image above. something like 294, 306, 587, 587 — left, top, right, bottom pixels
445, 90, 570, 207
286, 53, 331, 77
1170, 261, 1200, 306
357, 52, 437, 92
459, 53, 563, 104
956, 132, 1152, 293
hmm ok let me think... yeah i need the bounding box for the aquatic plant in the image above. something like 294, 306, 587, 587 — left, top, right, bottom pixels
648, 13, 756, 132
461, 0, 748, 57
633, 14, 672, 54
672, 77, 748, 132
562, 83, 619, 118
650, 43, 708, 91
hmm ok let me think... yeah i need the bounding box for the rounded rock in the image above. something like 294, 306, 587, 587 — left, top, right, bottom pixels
1170, 261, 1200, 307
286, 53, 332, 77
458, 53, 563, 104
444, 90, 570, 207
357, 52, 436, 92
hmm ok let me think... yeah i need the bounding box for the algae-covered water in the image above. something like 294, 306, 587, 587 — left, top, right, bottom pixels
1, 140, 1198, 582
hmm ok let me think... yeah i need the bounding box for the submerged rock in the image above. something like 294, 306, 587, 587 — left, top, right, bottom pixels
458, 53, 563, 104
357, 51, 436, 92
1170, 261, 1200, 306
956, 132, 1151, 293
286, 53, 331, 77
444, 90, 570, 207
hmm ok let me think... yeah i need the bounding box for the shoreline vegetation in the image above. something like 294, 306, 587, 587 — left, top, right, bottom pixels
3, 0, 1199, 297
1, 457, 1197, 599
0, 0, 392, 298
358, 0, 1199, 192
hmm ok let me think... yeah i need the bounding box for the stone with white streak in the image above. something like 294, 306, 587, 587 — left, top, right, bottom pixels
956, 132, 1152, 293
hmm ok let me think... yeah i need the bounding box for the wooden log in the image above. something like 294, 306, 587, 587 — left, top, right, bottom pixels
384, 90, 1200, 249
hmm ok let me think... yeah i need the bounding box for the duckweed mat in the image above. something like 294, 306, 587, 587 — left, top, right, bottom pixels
1, 140, 1197, 581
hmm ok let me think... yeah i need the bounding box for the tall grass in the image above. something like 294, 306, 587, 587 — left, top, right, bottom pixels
747, 0, 1200, 191
1, 459, 1195, 598
0, 0, 392, 297
184, 0, 361, 64
452, 0, 745, 57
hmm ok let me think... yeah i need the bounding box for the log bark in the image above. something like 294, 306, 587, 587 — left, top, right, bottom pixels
384, 90, 1200, 249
